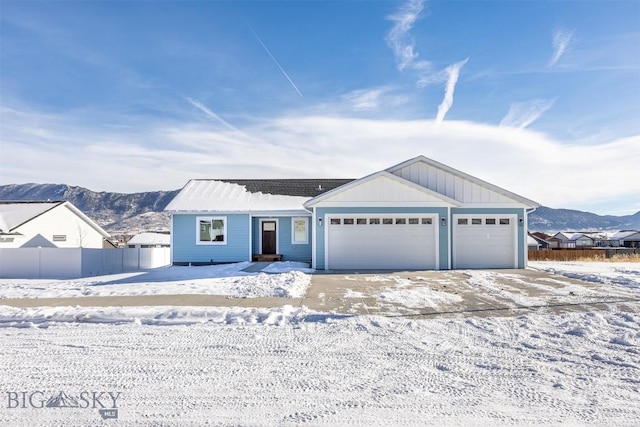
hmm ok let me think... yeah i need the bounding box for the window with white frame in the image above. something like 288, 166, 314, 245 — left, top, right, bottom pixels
292, 217, 308, 244
197, 216, 227, 244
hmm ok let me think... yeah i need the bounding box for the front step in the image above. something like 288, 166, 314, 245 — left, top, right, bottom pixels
251, 254, 282, 262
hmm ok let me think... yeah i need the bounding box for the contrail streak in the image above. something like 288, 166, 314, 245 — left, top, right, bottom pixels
247, 25, 304, 98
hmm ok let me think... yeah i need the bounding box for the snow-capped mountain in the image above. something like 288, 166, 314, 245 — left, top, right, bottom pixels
1, 183, 638, 234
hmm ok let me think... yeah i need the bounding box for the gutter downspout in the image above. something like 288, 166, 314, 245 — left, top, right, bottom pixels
524, 207, 537, 268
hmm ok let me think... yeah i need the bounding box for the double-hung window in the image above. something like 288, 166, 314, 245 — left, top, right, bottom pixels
292, 218, 309, 244
197, 217, 227, 245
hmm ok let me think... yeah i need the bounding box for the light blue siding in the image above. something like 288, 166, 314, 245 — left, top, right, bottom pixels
451, 208, 526, 268
172, 214, 250, 264
314, 207, 449, 270
252, 216, 312, 263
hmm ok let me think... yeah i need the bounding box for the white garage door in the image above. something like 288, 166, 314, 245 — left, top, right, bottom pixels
453, 215, 517, 269
326, 215, 438, 270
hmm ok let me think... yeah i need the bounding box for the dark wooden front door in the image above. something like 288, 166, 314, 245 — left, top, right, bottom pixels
261, 221, 277, 254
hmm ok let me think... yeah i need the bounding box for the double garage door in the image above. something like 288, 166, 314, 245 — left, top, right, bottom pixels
326, 214, 438, 270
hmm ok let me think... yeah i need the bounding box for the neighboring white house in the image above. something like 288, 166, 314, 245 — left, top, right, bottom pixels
126, 232, 170, 248
0, 201, 110, 248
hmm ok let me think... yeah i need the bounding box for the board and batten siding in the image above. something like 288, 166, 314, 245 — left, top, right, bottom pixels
252, 216, 312, 262
172, 214, 250, 264
391, 162, 518, 205
313, 207, 449, 270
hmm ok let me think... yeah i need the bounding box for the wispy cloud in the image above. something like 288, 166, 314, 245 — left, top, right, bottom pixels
246, 24, 303, 98
386, 0, 468, 121
3, 104, 638, 215
185, 97, 241, 133
500, 99, 555, 129
385, 0, 428, 72
549, 28, 575, 66
435, 59, 469, 122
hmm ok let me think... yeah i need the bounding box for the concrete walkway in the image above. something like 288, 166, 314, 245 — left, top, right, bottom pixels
1, 268, 637, 318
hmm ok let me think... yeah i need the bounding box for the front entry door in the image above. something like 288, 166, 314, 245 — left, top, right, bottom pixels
261, 221, 277, 254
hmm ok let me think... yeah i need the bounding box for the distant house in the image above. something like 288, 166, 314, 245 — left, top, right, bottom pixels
529, 232, 557, 249
0, 201, 110, 248
527, 235, 541, 250
610, 230, 640, 248
165, 155, 539, 270
126, 232, 170, 248
553, 232, 595, 249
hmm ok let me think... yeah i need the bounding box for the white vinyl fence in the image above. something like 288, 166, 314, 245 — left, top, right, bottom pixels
0, 248, 171, 279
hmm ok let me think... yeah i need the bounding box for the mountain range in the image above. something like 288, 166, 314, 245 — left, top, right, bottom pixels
1, 183, 638, 234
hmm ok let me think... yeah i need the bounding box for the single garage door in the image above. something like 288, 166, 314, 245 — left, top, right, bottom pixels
453, 215, 517, 269
326, 215, 438, 270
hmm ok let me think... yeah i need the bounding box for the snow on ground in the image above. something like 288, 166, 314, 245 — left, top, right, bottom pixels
0, 262, 639, 425
0, 310, 638, 425
530, 261, 640, 290
0, 262, 312, 299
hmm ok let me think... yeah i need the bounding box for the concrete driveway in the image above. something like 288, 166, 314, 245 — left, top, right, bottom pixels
2, 268, 637, 318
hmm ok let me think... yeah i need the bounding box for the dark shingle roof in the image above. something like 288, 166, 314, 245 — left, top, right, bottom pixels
209, 179, 355, 197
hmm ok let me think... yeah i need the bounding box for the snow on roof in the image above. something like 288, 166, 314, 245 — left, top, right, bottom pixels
0, 201, 62, 232
127, 232, 171, 246
164, 180, 311, 213
610, 230, 640, 240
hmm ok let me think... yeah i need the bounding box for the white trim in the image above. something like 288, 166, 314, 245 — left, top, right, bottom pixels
259, 218, 279, 255
248, 215, 253, 260
311, 210, 318, 269
304, 171, 460, 208
195, 216, 227, 245
170, 213, 174, 265
451, 214, 517, 269
324, 213, 439, 270
446, 207, 451, 270
291, 217, 309, 245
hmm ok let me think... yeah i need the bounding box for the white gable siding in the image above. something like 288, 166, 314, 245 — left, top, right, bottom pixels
5, 205, 105, 248
310, 175, 455, 208
392, 162, 525, 207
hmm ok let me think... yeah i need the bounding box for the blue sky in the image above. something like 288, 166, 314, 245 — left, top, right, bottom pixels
1, 0, 638, 215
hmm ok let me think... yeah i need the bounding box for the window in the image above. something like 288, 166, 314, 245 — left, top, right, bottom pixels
383, 218, 393, 225
422, 218, 433, 225
486, 218, 496, 225
343, 218, 354, 225
197, 217, 227, 245
369, 218, 380, 225
330, 218, 341, 225
52, 235, 67, 242
472, 218, 482, 225
408, 218, 419, 225
292, 218, 308, 244
458, 218, 468, 225
499, 218, 510, 225
356, 218, 367, 225
395, 218, 406, 224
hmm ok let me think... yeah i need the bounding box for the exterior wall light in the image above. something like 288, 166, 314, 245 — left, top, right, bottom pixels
519, 218, 524, 226
318, 218, 323, 227
441, 217, 447, 226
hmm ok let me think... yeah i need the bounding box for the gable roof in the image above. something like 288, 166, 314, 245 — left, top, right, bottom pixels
0, 201, 110, 238
304, 171, 460, 208
0, 201, 64, 233
386, 155, 540, 207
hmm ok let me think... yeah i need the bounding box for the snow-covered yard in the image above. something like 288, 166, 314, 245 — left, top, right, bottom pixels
0, 261, 639, 426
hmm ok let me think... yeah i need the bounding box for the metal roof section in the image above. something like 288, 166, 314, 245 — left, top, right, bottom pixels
165, 180, 316, 213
